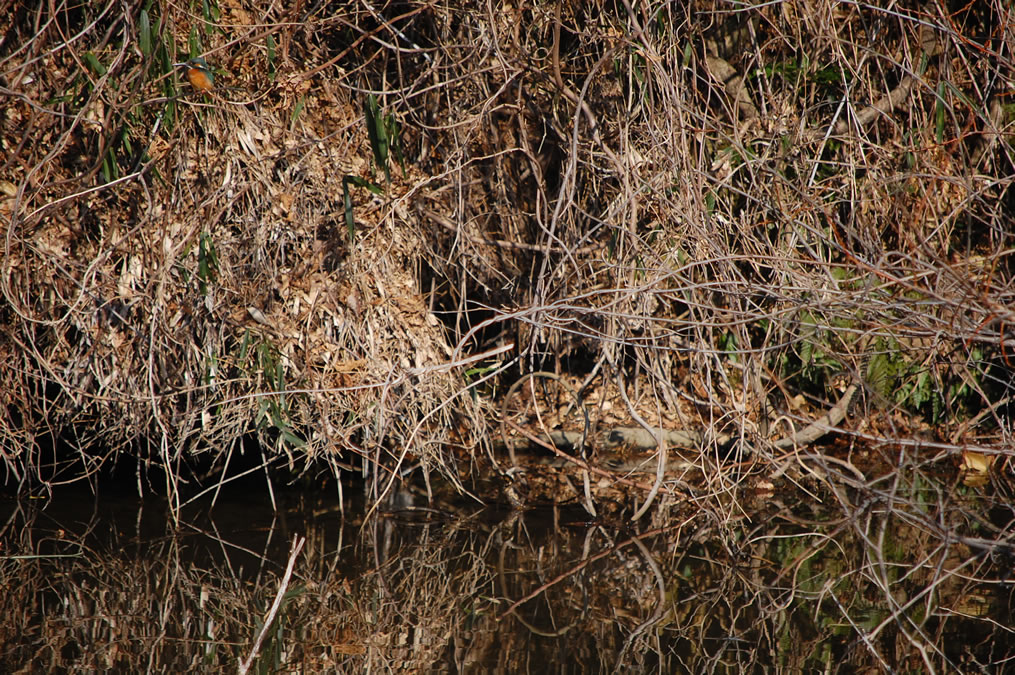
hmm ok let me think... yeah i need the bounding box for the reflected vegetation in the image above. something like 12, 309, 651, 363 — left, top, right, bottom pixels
2, 465, 1013, 672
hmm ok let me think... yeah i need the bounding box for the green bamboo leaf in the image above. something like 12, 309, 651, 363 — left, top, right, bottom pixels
935, 81, 946, 143
238, 329, 252, 360
364, 94, 388, 169
267, 33, 276, 78
343, 178, 355, 242
281, 429, 306, 449
345, 174, 383, 195
139, 10, 152, 55
291, 95, 305, 128
386, 113, 406, 176
202, 0, 220, 23
84, 52, 107, 76
198, 232, 218, 294
274, 360, 284, 391
101, 149, 117, 182
342, 175, 384, 242
373, 105, 388, 163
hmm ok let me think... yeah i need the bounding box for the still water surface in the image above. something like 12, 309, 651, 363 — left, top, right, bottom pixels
1, 472, 1011, 672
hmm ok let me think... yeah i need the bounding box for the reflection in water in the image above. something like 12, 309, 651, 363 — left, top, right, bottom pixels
1, 473, 1013, 671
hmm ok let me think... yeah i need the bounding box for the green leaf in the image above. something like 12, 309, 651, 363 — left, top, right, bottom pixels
935, 81, 946, 144
266, 33, 276, 78
345, 174, 383, 195
84, 52, 107, 76
198, 232, 218, 294
866, 340, 898, 401
291, 95, 305, 128
385, 113, 405, 176
364, 94, 389, 178
238, 329, 252, 360
343, 178, 355, 242
464, 364, 497, 378
101, 148, 117, 182
800, 339, 814, 367
341, 174, 385, 242
139, 10, 152, 55
202, 0, 220, 23
281, 429, 306, 449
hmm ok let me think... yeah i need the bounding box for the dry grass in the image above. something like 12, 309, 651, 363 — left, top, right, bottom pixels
2, 0, 1014, 526
1, 0, 482, 504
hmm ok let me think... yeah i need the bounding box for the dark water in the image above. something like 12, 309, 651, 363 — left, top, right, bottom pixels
2, 470, 1013, 672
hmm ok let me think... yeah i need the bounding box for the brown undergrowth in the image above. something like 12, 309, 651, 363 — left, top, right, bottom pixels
2, 1, 1014, 520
